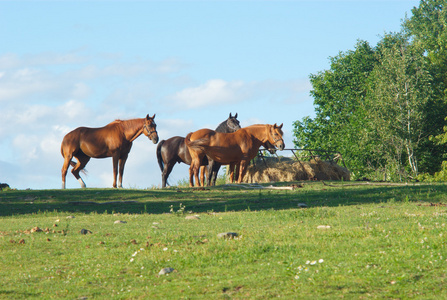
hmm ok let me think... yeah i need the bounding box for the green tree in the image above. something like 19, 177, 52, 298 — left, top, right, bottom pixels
404, 0, 447, 87
367, 33, 434, 180
293, 41, 378, 177
404, 0, 447, 174
294, 1, 447, 181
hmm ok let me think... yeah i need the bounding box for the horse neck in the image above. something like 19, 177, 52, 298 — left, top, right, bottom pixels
215, 121, 230, 133
119, 118, 145, 142
243, 125, 270, 144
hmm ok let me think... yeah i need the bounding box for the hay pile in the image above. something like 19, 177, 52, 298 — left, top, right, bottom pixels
242, 157, 350, 183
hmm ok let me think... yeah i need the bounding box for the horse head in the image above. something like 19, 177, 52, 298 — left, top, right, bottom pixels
268, 123, 285, 151
143, 114, 159, 144
226, 113, 241, 132
263, 141, 277, 154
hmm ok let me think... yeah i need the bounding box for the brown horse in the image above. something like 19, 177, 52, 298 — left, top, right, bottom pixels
61, 114, 159, 189
156, 113, 241, 188
185, 123, 284, 186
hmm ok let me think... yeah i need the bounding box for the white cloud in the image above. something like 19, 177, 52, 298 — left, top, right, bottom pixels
172, 79, 245, 109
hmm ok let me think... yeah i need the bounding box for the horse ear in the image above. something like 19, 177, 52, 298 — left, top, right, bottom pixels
152, 114, 156, 119
229, 113, 233, 118
235, 113, 238, 118
273, 123, 283, 129
146, 114, 155, 120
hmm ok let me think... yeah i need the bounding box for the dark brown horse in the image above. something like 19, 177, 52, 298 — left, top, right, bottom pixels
185, 123, 284, 186
156, 113, 241, 188
61, 114, 159, 189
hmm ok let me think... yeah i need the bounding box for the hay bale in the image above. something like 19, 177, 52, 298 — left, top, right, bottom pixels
242, 157, 350, 183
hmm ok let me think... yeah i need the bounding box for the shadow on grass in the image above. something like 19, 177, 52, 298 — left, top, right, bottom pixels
0, 182, 446, 217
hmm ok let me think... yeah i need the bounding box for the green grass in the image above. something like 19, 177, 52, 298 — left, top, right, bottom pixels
1, 182, 447, 299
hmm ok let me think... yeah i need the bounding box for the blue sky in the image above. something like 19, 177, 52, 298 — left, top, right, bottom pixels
0, 0, 420, 189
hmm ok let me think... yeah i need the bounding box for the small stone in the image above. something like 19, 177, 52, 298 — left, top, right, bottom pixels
80, 229, 92, 235
114, 220, 127, 224
297, 203, 308, 208
217, 232, 239, 239
159, 267, 175, 276
185, 215, 200, 220
30, 227, 43, 233
66, 216, 75, 219
317, 225, 331, 229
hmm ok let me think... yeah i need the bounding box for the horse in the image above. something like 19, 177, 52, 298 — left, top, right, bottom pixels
156, 113, 241, 188
61, 114, 159, 189
185, 123, 284, 187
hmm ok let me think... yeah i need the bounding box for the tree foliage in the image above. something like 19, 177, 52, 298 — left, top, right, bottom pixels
294, 0, 447, 181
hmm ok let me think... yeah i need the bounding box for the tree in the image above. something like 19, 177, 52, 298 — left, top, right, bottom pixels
293, 40, 378, 177
366, 33, 434, 180
293, 0, 447, 181
404, 0, 447, 174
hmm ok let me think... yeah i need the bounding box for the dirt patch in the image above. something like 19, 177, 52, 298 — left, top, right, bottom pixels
242, 157, 350, 183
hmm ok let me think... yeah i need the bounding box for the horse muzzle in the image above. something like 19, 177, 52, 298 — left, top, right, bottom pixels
150, 134, 159, 144
276, 141, 285, 151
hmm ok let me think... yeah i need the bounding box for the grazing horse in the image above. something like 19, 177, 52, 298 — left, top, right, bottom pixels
185, 123, 284, 186
61, 114, 159, 189
156, 113, 241, 188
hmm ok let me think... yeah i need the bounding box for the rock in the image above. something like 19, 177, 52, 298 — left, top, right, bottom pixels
31, 227, 43, 233
80, 229, 92, 235
66, 216, 75, 219
114, 220, 127, 224
159, 267, 175, 276
185, 215, 200, 220
317, 225, 331, 230
217, 232, 239, 239
297, 203, 308, 208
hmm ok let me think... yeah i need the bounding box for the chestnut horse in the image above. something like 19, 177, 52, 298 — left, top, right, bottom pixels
185, 123, 284, 186
61, 114, 159, 189
156, 113, 241, 188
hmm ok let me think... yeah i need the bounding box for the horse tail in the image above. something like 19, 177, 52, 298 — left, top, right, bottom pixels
156, 139, 165, 172
185, 132, 209, 151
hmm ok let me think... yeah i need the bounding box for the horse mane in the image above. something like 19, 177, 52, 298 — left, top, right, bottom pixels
108, 118, 144, 130
215, 120, 229, 132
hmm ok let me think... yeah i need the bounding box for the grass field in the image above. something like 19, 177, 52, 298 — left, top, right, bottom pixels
1, 181, 446, 299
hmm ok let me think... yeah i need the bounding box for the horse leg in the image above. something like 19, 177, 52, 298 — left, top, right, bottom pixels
206, 160, 214, 186
117, 155, 128, 188
188, 160, 202, 187
112, 156, 119, 188
229, 163, 236, 183
61, 154, 73, 189
211, 162, 222, 186
200, 166, 206, 187
237, 161, 248, 184
189, 163, 196, 187
72, 155, 90, 188
162, 162, 175, 188
234, 163, 240, 182
188, 150, 203, 187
